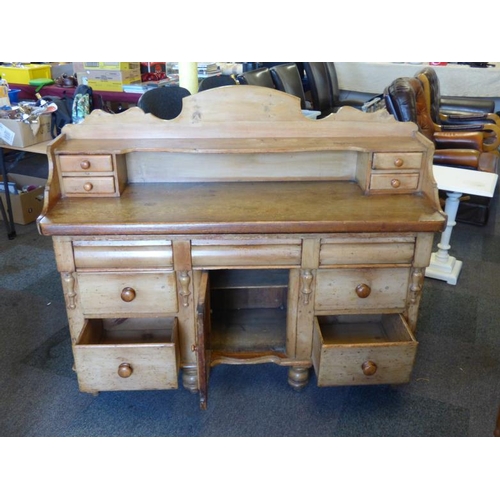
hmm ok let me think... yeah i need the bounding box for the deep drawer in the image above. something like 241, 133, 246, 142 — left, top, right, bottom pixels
372, 152, 423, 170
77, 271, 178, 315
314, 267, 410, 312
59, 155, 113, 172
73, 240, 173, 269
74, 317, 179, 392
312, 314, 417, 386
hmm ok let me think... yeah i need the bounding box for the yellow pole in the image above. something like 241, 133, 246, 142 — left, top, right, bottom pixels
178, 62, 199, 94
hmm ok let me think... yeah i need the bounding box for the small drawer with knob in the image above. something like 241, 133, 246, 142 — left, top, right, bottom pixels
59, 155, 113, 173
314, 268, 410, 313
372, 152, 423, 170
74, 317, 179, 392
369, 172, 420, 192
76, 271, 178, 316
61, 176, 116, 196
312, 314, 417, 386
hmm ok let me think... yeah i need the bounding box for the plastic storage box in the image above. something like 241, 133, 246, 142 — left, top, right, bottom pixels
0, 64, 52, 84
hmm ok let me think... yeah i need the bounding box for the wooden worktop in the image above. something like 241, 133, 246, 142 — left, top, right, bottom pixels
38, 180, 443, 236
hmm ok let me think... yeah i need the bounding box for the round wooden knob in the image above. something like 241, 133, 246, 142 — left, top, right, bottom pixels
80, 160, 91, 169
355, 283, 371, 298
121, 287, 136, 302
391, 178, 401, 188
118, 363, 133, 378
394, 158, 404, 168
83, 182, 93, 192
362, 360, 377, 376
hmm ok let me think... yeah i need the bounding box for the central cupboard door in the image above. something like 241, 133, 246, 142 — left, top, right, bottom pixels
194, 267, 300, 409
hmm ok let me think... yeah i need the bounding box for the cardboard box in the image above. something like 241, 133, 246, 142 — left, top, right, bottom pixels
78, 69, 141, 84
0, 114, 53, 148
85, 79, 142, 92
0, 174, 46, 224
82, 62, 140, 71
0, 64, 52, 84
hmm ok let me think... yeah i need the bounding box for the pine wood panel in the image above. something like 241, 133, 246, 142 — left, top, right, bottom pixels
314, 268, 410, 312
59, 155, 113, 172
38, 181, 445, 236
312, 314, 417, 386
73, 240, 173, 269
74, 317, 179, 392
77, 271, 178, 316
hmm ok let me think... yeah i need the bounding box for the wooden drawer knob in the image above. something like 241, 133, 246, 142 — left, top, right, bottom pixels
355, 283, 371, 298
362, 360, 377, 376
83, 182, 93, 192
394, 158, 404, 167
391, 178, 401, 188
80, 160, 91, 169
118, 362, 133, 378
121, 287, 136, 302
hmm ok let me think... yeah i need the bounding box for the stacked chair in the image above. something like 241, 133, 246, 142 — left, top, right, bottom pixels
303, 62, 365, 117
269, 63, 310, 110
384, 76, 499, 225
198, 74, 237, 92
236, 66, 275, 88
415, 67, 500, 154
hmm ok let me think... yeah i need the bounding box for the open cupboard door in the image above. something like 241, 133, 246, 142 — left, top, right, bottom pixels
196, 271, 210, 410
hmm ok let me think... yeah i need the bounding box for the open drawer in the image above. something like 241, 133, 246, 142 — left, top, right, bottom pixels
74, 317, 179, 393
312, 314, 417, 386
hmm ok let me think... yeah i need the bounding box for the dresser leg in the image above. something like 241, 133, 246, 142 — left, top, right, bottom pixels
182, 367, 199, 394
288, 366, 309, 391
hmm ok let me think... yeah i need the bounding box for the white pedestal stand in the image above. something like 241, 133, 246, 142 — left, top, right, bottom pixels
426, 165, 498, 285
425, 191, 463, 285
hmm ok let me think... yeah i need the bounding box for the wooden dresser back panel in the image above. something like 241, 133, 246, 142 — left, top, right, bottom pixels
125, 150, 358, 183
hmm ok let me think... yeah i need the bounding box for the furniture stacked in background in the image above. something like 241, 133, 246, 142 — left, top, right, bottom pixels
384, 75, 499, 284
8, 83, 140, 113
37, 86, 445, 409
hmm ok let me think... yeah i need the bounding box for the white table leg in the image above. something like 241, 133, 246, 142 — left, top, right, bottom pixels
425, 191, 463, 285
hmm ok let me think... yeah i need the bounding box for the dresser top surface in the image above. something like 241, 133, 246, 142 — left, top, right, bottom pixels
39, 181, 444, 236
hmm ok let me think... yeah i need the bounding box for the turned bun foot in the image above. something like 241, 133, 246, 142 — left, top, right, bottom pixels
288, 366, 310, 391
182, 367, 199, 394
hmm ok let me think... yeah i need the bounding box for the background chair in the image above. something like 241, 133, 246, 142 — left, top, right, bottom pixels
415, 67, 495, 115
325, 62, 365, 110
384, 76, 498, 226
304, 62, 365, 117
415, 67, 500, 152
198, 75, 237, 92
269, 63, 309, 109
137, 86, 191, 120
237, 67, 275, 88
384, 77, 498, 172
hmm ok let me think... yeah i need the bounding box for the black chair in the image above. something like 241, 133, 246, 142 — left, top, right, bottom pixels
137, 86, 191, 120
198, 75, 236, 92
270, 63, 308, 109
325, 62, 365, 110
237, 67, 275, 88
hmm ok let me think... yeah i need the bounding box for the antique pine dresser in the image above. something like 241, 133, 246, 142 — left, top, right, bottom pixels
37, 86, 446, 409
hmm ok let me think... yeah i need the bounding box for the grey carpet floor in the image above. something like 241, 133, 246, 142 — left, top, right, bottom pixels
1, 152, 499, 437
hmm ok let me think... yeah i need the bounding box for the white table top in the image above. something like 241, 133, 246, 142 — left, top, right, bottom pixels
433, 165, 498, 197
